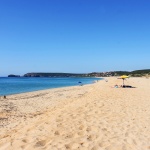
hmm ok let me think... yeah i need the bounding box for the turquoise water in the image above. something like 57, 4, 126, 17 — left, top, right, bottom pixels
0, 77, 102, 96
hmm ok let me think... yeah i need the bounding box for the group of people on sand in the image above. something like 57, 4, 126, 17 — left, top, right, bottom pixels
112, 84, 133, 88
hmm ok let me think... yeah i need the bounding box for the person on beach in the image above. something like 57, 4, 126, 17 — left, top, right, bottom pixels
105, 79, 108, 82
110, 84, 119, 88
114, 84, 118, 88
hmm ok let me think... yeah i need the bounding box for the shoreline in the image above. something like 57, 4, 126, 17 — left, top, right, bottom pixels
1, 81, 94, 97
0, 77, 103, 97
0, 77, 150, 149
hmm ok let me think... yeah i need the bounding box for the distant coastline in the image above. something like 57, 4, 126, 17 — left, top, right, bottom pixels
7, 69, 150, 78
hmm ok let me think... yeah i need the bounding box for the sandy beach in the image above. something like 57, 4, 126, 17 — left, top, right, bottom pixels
0, 77, 150, 150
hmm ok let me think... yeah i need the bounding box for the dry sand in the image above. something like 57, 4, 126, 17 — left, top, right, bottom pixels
0, 77, 150, 150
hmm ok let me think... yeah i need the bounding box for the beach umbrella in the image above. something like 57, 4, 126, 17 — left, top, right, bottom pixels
78, 81, 83, 86
118, 75, 129, 85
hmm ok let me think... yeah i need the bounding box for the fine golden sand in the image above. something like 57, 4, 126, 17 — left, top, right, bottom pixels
0, 77, 150, 150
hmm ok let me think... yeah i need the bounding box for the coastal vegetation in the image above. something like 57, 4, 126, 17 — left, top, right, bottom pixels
87, 69, 150, 77
23, 73, 87, 77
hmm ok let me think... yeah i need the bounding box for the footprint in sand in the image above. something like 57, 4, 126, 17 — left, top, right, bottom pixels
22, 139, 28, 143
56, 118, 63, 122
35, 140, 47, 147
20, 145, 27, 149
86, 126, 91, 132
54, 131, 60, 135
65, 143, 80, 149
87, 134, 97, 141
79, 125, 84, 130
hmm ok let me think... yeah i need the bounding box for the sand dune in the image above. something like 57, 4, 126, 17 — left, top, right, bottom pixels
0, 77, 150, 150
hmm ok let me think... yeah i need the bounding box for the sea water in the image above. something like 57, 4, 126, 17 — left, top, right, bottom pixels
0, 77, 102, 96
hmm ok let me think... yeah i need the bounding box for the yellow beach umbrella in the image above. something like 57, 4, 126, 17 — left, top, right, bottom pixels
120, 75, 129, 79
118, 75, 129, 85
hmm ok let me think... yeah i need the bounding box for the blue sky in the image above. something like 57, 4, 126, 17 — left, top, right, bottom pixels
0, 0, 150, 76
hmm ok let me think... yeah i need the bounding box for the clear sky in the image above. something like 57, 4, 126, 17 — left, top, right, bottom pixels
0, 0, 150, 76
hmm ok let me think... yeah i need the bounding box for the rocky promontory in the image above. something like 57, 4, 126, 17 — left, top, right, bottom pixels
23, 73, 86, 77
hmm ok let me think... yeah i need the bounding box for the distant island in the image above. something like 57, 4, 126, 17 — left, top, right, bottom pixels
8, 69, 150, 78
8, 74, 20, 77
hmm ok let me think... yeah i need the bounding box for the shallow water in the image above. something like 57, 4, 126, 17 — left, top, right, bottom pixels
0, 77, 102, 95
